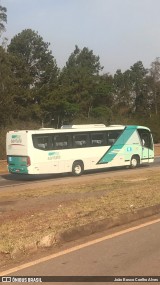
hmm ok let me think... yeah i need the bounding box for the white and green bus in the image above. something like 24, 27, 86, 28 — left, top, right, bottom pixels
6, 124, 154, 176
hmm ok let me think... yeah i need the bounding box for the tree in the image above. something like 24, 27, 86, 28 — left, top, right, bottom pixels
89, 73, 114, 123
129, 61, 148, 113
8, 29, 59, 89
8, 29, 59, 120
0, 47, 15, 126
149, 57, 160, 115
41, 89, 80, 128
113, 69, 133, 115
0, 5, 7, 36
59, 45, 103, 121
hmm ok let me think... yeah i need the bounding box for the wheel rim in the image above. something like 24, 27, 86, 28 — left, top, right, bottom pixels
131, 158, 137, 167
74, 165, 81, 174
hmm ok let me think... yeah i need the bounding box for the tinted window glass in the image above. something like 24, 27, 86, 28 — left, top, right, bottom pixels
137, 129, 153, 150
90, 132, 106, 146
53, 134, 72, 149
32, 133, 72, 150
32, 135, 51, 150
107, 130, 122, 145
73, 133, 89, 148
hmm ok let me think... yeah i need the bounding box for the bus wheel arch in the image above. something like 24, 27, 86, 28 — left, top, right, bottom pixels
72, 160, 84, 176
130, 155, 140, 169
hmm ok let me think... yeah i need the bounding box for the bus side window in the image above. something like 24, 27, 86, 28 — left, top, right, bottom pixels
53, 134, 72, 150
107, 131, 122, 146
73, 134, 89, 148
32, 135, 50, 150
90, 133, 106, 146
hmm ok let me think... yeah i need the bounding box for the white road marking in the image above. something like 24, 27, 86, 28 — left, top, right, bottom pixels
1, 217, 160, 276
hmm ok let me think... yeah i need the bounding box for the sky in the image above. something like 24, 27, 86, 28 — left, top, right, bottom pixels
1, 0, 160, 74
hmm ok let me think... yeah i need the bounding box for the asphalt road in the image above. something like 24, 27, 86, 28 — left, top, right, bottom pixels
2, 217, 160, 284
0, 157, 160, 188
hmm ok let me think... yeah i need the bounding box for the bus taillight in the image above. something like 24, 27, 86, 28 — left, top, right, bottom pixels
27, 156, 31, 166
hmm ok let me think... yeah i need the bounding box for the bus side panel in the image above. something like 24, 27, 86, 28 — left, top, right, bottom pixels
97, 127, 154, 168
123, 129, 141, 165
28, 148, 92, 174
27, 149, 60, 174
98, 126, 138, 166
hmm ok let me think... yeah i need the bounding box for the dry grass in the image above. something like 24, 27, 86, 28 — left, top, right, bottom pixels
0, 160, 7, 174
0, 168, 160, 255
155, 144, 160, 156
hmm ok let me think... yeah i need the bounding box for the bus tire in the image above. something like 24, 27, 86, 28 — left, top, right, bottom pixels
72, 161, 84, 176
130, 155, 140, 169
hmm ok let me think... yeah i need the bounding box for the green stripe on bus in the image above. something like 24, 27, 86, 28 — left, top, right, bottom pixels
98, 126, 137, 164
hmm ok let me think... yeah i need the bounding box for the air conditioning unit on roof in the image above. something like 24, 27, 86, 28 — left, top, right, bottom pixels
61, 124, 106, 129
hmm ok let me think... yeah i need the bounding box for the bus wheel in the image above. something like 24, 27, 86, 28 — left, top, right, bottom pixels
72, 161, 84, 176
130, 155, 140, 169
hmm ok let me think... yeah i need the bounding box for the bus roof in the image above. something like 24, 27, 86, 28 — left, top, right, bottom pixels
7, 125, 151, 134
61, 124, 107, 129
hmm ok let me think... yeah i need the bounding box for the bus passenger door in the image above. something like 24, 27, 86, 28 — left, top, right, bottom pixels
141, 132, 153, 163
